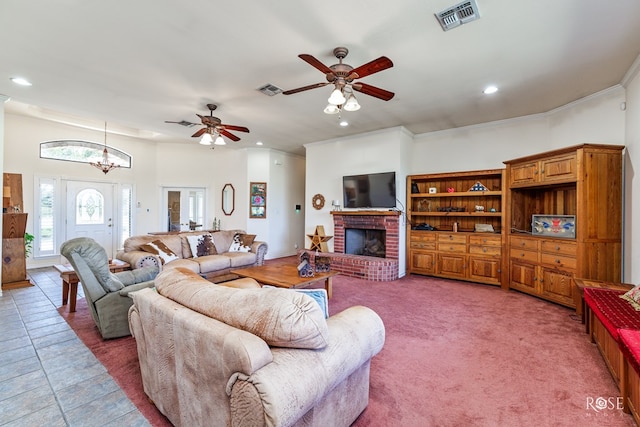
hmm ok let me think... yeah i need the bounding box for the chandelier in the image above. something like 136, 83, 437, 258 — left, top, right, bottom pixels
90, 122, 121, 174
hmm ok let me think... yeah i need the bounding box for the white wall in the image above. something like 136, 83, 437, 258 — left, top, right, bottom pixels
304, 127, 412, 275
624, 61, 640, 283
411, 86, 626, 174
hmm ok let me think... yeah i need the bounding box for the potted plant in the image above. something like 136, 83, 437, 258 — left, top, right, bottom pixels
24, 232, 34, 258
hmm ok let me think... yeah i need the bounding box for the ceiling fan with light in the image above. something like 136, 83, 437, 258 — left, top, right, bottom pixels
165, 104, 249, 145
283, 47, 394, 114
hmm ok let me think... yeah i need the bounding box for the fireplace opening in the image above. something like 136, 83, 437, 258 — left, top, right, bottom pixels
345, 228, 386, 258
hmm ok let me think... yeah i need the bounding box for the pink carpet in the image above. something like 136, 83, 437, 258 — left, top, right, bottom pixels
60, 271, 635, 426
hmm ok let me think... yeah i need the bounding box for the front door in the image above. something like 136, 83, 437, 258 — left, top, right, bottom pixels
65, 181, 116, 256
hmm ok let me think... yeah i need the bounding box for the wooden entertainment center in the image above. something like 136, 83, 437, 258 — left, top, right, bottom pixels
406, 144, 624, 308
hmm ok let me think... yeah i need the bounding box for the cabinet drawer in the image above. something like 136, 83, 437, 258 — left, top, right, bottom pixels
438, 243, 467, 253
469, 245, 501, 256
410, 241, 436, 250
437, 233, 467, 244
541, 240, 576, 256
411, 233, 437, 242
540, 253, 576, 270
510, 248, 538, 263
510, 236, 540, 251
469, 235, 501, 246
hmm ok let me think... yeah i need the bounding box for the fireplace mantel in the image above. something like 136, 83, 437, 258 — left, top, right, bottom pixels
330, 210, 400, 216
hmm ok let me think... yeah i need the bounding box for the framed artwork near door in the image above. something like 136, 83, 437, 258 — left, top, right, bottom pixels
249, 182, 266, 218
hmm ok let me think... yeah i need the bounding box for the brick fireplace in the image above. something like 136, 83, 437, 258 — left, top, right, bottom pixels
304, 211, 400, 281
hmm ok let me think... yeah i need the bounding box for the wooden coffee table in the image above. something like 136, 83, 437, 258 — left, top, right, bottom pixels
54, 259, 130, 312
231, 264, 338, 298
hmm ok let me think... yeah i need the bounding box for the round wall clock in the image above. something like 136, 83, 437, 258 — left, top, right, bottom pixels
312, 193, 325, 210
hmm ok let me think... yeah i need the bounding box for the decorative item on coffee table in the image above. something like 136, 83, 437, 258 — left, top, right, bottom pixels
315, 256, 331, 273
297, 251, 314, 278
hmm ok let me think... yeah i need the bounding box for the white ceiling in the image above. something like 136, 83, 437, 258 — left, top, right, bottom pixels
2, 0, 640, 156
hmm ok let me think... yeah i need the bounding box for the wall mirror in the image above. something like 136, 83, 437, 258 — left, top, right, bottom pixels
222, 183, 235, 215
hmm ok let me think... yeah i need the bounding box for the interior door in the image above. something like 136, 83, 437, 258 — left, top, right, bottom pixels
163, 187, 205, 232
66, 181, 115, 256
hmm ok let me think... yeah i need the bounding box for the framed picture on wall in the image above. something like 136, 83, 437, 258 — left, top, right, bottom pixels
249, 182, 267, 218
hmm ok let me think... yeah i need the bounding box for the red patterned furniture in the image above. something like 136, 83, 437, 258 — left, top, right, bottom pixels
583, 288, 640, 388
619, 329, 640, 422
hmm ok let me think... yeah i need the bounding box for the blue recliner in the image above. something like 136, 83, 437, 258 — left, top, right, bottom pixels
60, 237, 158, 339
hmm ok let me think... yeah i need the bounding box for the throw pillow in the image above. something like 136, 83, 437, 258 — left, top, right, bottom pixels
620, 285, 640, 311
229, 233, 256, 253
186, 234, 217, 258
264, 285, 329, 318
140, 239, 179, 264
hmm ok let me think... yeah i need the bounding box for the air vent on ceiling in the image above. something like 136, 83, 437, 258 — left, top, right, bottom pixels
435, 0, 480, 31
257, 83, 283, 96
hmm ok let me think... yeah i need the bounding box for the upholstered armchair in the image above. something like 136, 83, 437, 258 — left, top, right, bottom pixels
60, 237, 158, 339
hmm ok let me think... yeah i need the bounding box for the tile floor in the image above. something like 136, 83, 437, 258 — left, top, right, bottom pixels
0, 268, 150, 427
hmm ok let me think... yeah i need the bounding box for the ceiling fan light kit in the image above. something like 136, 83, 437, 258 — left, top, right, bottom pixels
199, 133, 213, 145
328, 88, 346, 105
343, 94, 361, 112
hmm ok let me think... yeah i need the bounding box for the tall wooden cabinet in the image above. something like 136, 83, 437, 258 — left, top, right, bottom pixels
2, 173, 31, 289
406, 169, 506, 286
504, 144, 624, 307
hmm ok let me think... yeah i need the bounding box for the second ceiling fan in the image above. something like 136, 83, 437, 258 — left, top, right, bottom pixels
283, 47, 394, 112
167, 104, 249, 144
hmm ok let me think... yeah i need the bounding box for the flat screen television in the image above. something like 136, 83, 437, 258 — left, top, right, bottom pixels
343, 171, 396, 209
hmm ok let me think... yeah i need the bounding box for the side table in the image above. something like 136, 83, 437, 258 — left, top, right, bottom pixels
54, 259, 130, 312
574, 278, 634, 332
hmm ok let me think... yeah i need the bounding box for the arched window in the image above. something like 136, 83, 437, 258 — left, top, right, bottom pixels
40, 140, 131, 168
76, 189, 104, 224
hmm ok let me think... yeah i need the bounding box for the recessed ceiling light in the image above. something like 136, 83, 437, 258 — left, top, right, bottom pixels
10, 77, 32, 86
339, 120, 349, 127
483, 85, 498, 94
256, 141, 263, 146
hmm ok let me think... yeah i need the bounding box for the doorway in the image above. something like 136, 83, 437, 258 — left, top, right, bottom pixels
162, 187, 206, 232
65, 181, 116, 256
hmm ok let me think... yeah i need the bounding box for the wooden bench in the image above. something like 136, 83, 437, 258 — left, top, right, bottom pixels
584, 287, 640, 388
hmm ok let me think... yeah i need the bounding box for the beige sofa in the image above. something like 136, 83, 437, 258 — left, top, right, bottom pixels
116, 229, 267, 281
128, 268, 385, 427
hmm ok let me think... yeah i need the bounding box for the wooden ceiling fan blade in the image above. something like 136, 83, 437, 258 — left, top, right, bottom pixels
299, 54, 334, 75
348, 56, 393, 80
191, 128, 207, 138
352, 82, 395, 101
282, 82, 330, 95
220, 129, 241, 142
221, 124, 250, 133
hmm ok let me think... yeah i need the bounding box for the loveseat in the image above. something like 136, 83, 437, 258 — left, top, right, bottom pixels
128, 267, 385, 427
116, 229, 267, 281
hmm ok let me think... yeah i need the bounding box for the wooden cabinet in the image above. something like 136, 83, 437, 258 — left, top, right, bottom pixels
509, 153, 577, 186
509, 235, 576, 306
406, 169, 506, 286
2, 174, 32, 290
504, 144, 624, 308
